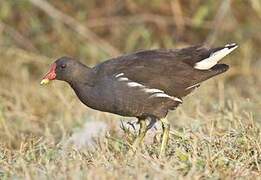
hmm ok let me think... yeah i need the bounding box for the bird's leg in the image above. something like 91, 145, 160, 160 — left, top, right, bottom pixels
160, 118, 170, 157
132, 119, 147, 150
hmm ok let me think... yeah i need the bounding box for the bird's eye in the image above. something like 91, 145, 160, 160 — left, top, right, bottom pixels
61, 64, 67, 69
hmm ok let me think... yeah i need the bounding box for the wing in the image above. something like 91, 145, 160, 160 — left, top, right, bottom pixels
92, 73, 182, 118
93, 44, 236, 98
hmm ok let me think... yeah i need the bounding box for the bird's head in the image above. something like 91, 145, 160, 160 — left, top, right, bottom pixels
41, 56, 86, 85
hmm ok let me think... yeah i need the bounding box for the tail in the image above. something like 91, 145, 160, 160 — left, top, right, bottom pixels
207, 63, 229, 78
194, 43, 238, 70
181, 44, 236, 96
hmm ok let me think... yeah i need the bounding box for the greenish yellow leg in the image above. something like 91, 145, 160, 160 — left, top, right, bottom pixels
132, 119, 147, 150
160, 118, 170, 157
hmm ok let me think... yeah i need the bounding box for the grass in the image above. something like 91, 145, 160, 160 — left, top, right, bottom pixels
0, 0, 260, 179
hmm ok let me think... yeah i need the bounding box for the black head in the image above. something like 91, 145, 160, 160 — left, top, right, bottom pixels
41, 56, 89, 84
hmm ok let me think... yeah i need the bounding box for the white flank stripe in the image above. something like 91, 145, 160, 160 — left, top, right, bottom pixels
172, 97, 183, 103
143, 88, 164, 93
127, 82, 144, 87
150, 93, 172, 98
194, 44, 238, 70
115, 73, 124, 78
115, 75, 183, 103
185, 83, 200, 90
118, 77, 129, 81
225, 43, 237, 47
150, 93, 182, 103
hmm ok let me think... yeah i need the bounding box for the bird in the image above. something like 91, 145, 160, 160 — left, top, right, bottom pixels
41, 43, 238, 156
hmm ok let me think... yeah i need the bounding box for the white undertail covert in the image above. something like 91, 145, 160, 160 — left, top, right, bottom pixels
194, 43, 238, 70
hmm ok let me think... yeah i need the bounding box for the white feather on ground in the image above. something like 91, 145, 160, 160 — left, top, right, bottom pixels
66, 120, 108, 150
66, 118, 161, 150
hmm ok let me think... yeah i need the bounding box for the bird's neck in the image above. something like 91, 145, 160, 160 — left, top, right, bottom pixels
68, 65, 96, 87
68, 67, 98, 108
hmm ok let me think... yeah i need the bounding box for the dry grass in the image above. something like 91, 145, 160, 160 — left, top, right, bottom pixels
0, 1, 260, 179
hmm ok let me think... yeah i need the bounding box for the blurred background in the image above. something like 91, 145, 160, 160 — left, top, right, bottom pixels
0, 0, 260, 178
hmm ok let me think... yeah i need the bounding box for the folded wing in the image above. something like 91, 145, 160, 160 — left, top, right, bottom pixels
94, 44, 237, 98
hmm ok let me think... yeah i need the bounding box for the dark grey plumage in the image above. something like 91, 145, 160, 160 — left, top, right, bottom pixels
49, 44, 237, 119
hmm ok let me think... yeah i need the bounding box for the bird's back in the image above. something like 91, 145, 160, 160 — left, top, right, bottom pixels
93, 44, 237, 98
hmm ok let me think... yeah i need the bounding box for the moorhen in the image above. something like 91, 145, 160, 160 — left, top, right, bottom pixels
41, 43, 238, 156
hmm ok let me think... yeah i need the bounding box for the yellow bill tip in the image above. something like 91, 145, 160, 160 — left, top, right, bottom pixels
40, 79, 50, 85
